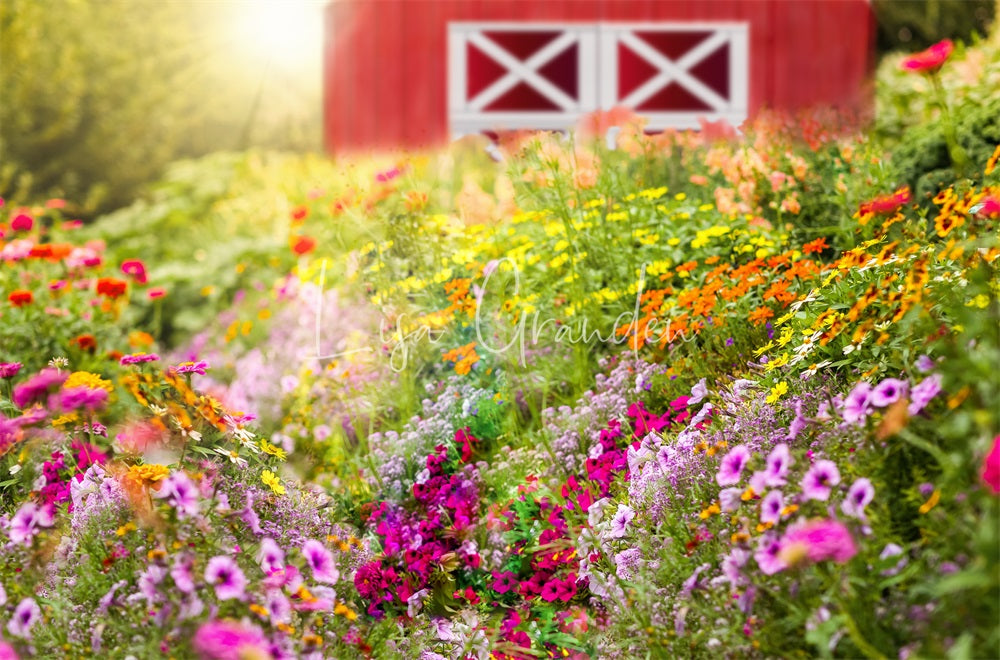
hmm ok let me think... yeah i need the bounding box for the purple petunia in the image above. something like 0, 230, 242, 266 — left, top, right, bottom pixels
841, 478, 875, 519
155, 472, 200, 518
8, 501, 54, 545
841, 381, 873, 425
719, 487, 743, 512
204, 556, 247, 601
716, 445, 751, 486
6, 597, 40, 639
915, 354, 936, 373
763, 443, 792, 487
754, 533, 787, 575
609, 504, 635, 538
688, 378, 709, 406
801, 459, 841, 501
301, 539, 339, 584
760, 490, 784, 525
257, 538, 285, 574
869, 378, 908, 408
908, 374, 943, 416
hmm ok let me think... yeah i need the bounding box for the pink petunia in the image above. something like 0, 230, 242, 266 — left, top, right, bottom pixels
6, 597, 40, 638
908, 374, 943, 416
842, 381, 873, 425
257, 538, 285, 574
716, 445, 751, 486
869, 378, 908, 408
9, 501, 54, 545
779, 519, 858, 565
763, 443, 792, 487
841, 478, 876, 519
204, 556, 247, 601
982, 435, 1000, 495
801, 460, 841, 501
300, 539, 339, 584
760, 490, 784, 525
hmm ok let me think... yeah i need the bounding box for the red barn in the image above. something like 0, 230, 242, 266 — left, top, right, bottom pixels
324, 0, 874, 152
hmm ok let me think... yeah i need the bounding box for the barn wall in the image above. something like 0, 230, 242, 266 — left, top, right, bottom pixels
324, 0, 873, 153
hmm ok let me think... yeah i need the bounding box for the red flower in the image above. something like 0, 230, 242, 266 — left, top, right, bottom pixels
291, 235, 316, 256
290, 205, 309, 223
859, 187, 912, 217
901, 39, 954, 73
10, 214, 33, 232
982, 435, 1000, 495
121, 259, 148, 284
8, 290, 33, 307
96, 277, 128, 299
72, 334, 98, 353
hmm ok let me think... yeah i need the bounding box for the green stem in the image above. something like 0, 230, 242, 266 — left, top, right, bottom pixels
929, 72, 970, 176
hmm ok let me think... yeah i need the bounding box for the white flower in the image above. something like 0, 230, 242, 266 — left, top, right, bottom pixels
212, 447, 248, 468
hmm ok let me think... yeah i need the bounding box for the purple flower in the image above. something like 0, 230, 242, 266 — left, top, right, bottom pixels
9, 501, 54, 545
12, 368, 67, 408
172, 360, 209, 376
0, 362, 22, 379
6, 597, 40, 638
720, 547, 750, 587
265, 590, 292, 624
716, 445, 751, 486
172, 555, 196, 593
915, 355, 936, 373
870, 378, 908, 408
801, 460, 841, 501
53, 386, 109, 413
841, 381, 872, 425
760, 490, 784, 525
257, 538, 285, 573
754, 534, 787, 575
138, 565, 167, 606
763, 443, 792, 487
688, 378, 709, 406
609, 504, 635, 538
908, 374, 942, 416
301, 539, 339, 584
841, 478, 875, 519
155, 472, 200, 518
779, 519, 857, 565
192, 620, 268, 660
719, 487, 743, 512
204, 556, 247, 601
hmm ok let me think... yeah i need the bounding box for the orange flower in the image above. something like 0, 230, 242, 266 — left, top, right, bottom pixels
8, 289, 33, 307
72, 334, 97, 352
291, 235, 317, 256
748, 306, 775, 326
290, 205, 309, 223
802, 237, 829, 255
858, 188, 911, 217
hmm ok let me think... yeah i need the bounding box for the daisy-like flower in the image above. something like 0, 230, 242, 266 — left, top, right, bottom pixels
716, 445, 752, 486
212, 447, 248, 468
6, 598, 40, 638
301, 539, 340, 584
0, 362, 22, 379
841, 478, 875, 519
204, 556, 247, 601
608, 504, 635, 538
801, 460, 841, 501
120, 352, 160, 366
261, 470, 285, 496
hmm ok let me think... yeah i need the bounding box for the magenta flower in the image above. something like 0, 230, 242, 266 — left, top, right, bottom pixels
192, 620, 269, 660
172, 361, 209, 376
6, 597, 40, 638
301, 539, 339, 584
172, 555, 196, 593
257, 538, 285, 573
908, 374, 943, 416
763, 443, 792, 487
0, 362, 22, 379
204, 556, 247, 601
760, 490, 784, 525
841, 478, 875, 519
9, 501, 54, 545
779, 519, 857, 565
841, 381, 872, 425
982, 435, 1000, 495
915, 355, 935, 373
120, 353, 160, 366
754, 534, 787, 575
801, 460, 841, 501
12, 368, 67, 408
870, 378, 908, 408
155, 472, 200, 518
716, 445, 751, 486
900, 38, 953, 73
53, 386, 109, 413
609, 503, 635, 538
492, 571, 519, 594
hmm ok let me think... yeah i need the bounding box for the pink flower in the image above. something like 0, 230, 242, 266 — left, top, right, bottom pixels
120, 352, 160, 366
156, 472, 200, 518
12, 368, 67, 408
204, 556, 247, 601
257, 538, 285, 573
6, 597, 40, 638
763, 443, 792, 487
908, 374, 943, 416
147, 287, 167, 300
716, 445, 751, 486
301, 539, 339, 584
779, 519, 857, 566
901, 39, 954, 73
10, 214, 33, 232
754, 533, 787, 575
841, 478, 875, 519
608, 503, 635, 538
0, 362, 22, 379
120, 259, 148, 284
801, 460, 841, 501
975, 196, 1000, 218
172, 361, 209, 376
192, 620, 268, 660
53, 386, 108, 413
858, 188, 912, 216
842, 381, 873, 425
869, 378, 908, 408
9, 501, 54, 545
760, 490, 784, 525
982, 435, 1000, 495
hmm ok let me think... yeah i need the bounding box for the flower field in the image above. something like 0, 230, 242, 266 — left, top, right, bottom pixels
1, 38, 999, 659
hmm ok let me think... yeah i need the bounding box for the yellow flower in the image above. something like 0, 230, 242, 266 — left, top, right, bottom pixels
64, 371, 113, 392
262, 470, 286, 495
260, 440, 288, 461
128, 464, 170, 484
765, 381, 788, 404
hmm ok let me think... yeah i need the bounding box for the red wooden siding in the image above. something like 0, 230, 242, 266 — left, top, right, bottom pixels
324, 0, 874, 153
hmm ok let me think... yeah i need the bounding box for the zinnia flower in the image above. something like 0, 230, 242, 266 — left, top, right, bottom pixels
301, 539, 339, 584
982, 435, 1000, 495
801, 460, 841, 501
120, 352, 160, 365
0, 362, 22, 379
716, 445, 751, 486
858, 188, 911, 217
120, 259, 148, 284
10, 214, 33, 232
901, 39, 953, 73
778, 519, 857, 566
204, 556, 247, 601
7, 289, 33, 307
6, 597, 40, 638
173, 361, 209, 376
